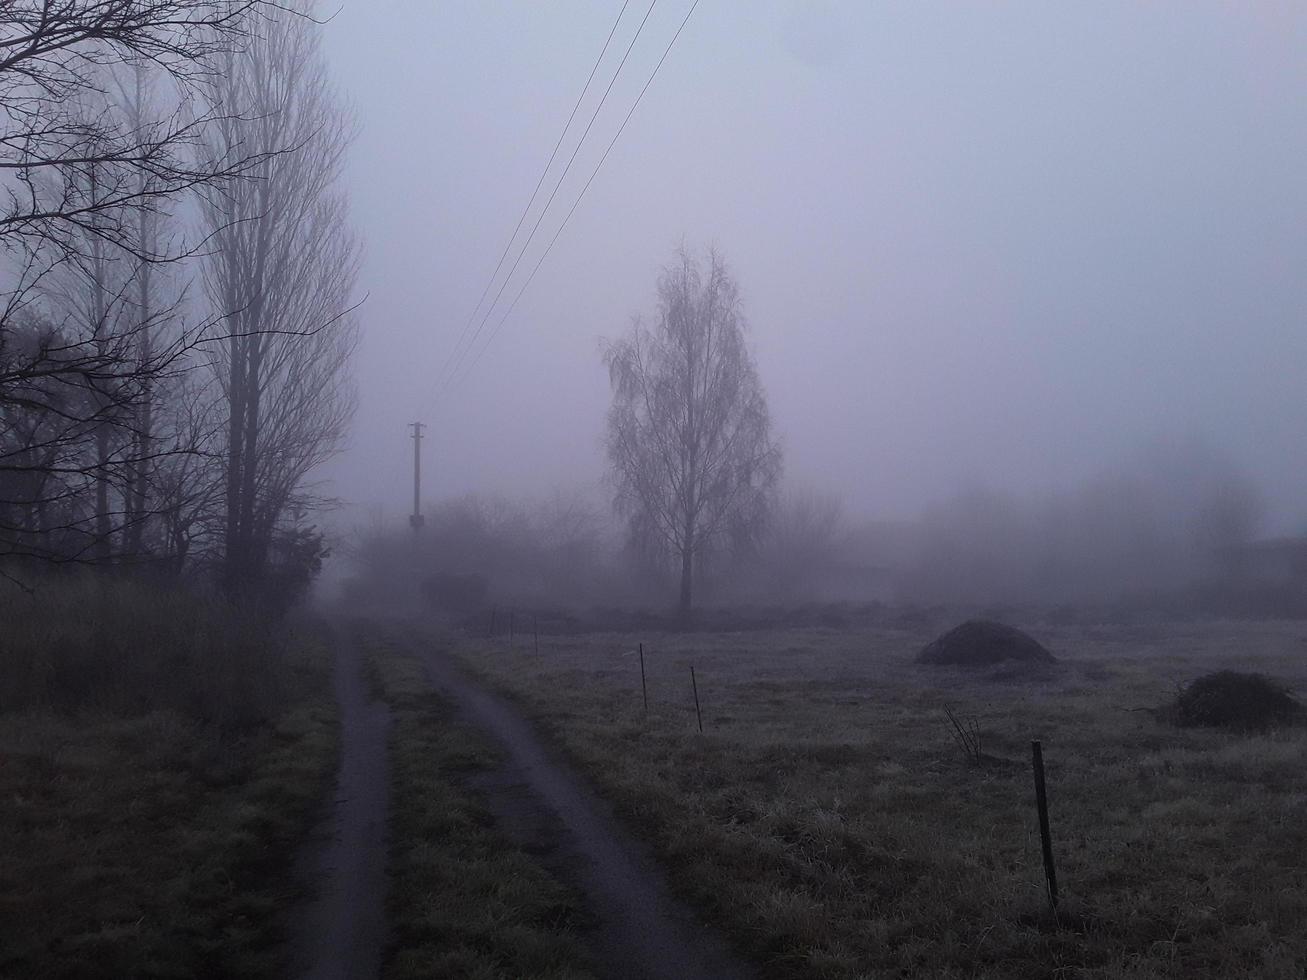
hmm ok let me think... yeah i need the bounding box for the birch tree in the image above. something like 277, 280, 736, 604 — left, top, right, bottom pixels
604, 247, 781, 612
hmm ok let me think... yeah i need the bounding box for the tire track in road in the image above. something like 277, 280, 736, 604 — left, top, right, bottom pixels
292, 625, 391, 980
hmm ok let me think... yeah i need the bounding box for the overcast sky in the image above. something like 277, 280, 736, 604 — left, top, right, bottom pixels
318, 2, 1307, 531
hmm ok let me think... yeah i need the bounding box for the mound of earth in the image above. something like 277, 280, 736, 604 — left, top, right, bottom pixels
1168, 670, 1302, 730
916, 620, 1056, 667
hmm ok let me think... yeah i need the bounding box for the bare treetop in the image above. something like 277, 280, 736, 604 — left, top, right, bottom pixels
0, 1, 283, 264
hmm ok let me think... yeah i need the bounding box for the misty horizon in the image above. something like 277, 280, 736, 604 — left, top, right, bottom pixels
318, 2, 1306, 536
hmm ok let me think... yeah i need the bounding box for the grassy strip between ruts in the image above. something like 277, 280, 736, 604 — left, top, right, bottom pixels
430, 619, 1307, 980
359, 624, 596, 980
0, 629, 338, 979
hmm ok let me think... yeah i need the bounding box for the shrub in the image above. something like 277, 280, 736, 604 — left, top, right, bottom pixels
1168, 670, 1303, 731
263, 525, 331, 613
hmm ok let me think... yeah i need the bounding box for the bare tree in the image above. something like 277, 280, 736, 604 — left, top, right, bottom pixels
112, 62, 173, 556
3, 63, 194, 565
0, 281, 186, 564
0, 312, 93, 557
197, 0, 359, 597
0, 2, 282, 567
604, 247, 781, 613
0, 1, 280, 262
148, 369, 224, 573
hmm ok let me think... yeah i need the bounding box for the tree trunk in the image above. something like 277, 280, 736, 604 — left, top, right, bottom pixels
124, 66, 154, 560
224, 330, 247, 594
236, 337, 264, 585
95, 424, 111, 561
89, 164, 112, 565
679, 545, 694, 613
679, 519, 695, 614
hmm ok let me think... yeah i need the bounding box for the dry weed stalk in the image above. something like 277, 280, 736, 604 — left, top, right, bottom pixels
944, 703, 983, 764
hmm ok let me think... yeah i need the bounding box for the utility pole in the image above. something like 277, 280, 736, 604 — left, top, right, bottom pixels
408, 421, 425, 532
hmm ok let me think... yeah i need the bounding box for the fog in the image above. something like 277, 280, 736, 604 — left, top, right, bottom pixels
318, 3, 1305, 600
9, 9, 1307, 973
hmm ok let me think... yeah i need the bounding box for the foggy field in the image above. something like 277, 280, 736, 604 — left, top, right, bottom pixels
431, 618, 1307, 979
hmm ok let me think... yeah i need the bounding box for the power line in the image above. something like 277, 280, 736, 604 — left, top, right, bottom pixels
436, 0, 660, 399
432, 0, 634, 396
445, 0, 701, 395
434, 0, 662, 401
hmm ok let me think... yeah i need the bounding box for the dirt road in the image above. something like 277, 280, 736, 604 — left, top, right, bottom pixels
292, 626, 392, 980
294, 625, 753, 980
414, 641, 755, 980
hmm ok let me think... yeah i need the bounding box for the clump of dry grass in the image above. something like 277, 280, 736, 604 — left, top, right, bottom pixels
1167, 670, 1302, 731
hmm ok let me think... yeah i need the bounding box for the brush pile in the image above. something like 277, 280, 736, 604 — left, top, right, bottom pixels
916, 619, 1056, 667
1168, 670, 1302, 730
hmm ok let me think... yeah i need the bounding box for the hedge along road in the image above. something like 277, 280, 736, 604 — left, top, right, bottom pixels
413, 638, 756, 980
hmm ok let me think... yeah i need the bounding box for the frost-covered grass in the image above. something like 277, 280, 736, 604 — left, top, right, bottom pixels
434, 617, 1307, 979
361, 627, 595, 980
0, 584, 337, 979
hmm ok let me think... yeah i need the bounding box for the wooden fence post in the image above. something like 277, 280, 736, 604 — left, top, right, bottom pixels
1031, 740, 1059, 914
690, 665, 703, 733
639, 643, 648, 713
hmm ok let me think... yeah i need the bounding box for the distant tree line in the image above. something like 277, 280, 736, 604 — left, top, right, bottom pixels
900, 439, 1266, 607
346, 493, 618, 613
343, 488, 848, 615
0, 1, 358, 604
345, 443, 1271, 618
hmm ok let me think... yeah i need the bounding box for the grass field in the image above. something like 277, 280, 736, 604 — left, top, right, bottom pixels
431, 617, 1307, 979
360, 625, 597, 980
0, 582, 339, 979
